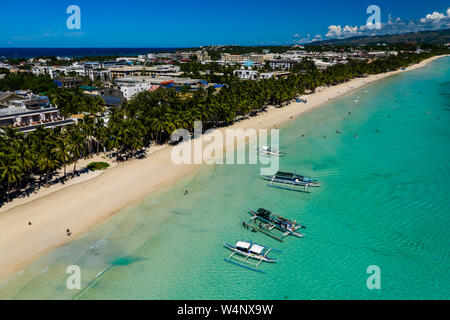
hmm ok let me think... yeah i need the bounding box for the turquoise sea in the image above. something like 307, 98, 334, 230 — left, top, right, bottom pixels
1, 57, 449, 300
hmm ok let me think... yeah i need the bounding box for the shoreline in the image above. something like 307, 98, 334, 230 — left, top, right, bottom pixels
0, 54, 446, 283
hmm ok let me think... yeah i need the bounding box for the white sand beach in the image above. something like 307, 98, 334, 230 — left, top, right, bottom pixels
0, 55, 446, 282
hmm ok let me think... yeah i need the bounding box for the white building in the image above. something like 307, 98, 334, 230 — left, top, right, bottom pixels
117, 82, 152, 100
278, 51, 307, 60
259, 72, 275, 80
115, 76, 202, 100
269, 60, 296, 70
233, 69, 289, 81
367, 51, 388, 58
116, 57, 146, 63
108, 64, 180, 78
32, 63, 95, 80
313, 59, 335, 70
32, 66, 55, 78
0, 62, 12, 70
233, 68, 259, 80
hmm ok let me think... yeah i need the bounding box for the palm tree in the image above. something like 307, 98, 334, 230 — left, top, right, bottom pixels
0, 154, 20, 202
94, 118, 109, 154
12, 138, 33, 189
150, 116, 166, 143
53, 133, 72, 179
38, 145, 60, 187
81, 115, 96, 155
68, 128, 85, 176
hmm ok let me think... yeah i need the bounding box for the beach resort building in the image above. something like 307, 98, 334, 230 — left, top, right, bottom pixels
108, 65, 181, 78
269, 60, 296, 70
233, 68, 290, 80
32, 66, 55, 78
233, 68, 260, 80
278, 51, 308, 60
54, 77, 84, 88
0, 107, 74, 133
0, 92, 74, 133
194, 50, 211, 62
0, 92, 22, 108
313, 59, 335, 70
32, 63, 111, 81
114, 76, 203, 100
221, 53, 270, 65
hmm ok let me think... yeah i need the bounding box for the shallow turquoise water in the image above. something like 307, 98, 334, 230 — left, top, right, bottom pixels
1, 57, 449, 299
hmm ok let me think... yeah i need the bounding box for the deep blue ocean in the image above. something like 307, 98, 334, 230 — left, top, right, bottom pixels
0, 48, 180, 59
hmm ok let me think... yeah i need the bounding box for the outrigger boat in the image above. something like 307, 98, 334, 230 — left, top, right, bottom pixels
261, 171, 320, 192
257, 146, 286, 157
224, 240, 280, 273
248, 208, 305, 239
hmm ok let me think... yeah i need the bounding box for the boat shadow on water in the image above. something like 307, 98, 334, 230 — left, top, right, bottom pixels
266, 184, 311, 193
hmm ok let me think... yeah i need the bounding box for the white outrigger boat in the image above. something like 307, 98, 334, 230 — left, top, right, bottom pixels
257, 146, 286, 157
261, 171, 320, 192
224, 240, 279, 273
248, 208, 305, 239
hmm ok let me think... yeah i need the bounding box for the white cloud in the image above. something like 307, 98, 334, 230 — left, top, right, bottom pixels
343, 25, 358, 34
292, 7, 450, 44
326, 25, 359, 38
325, 25, 341, 37
319, 7, 450, 41
420, 11, 445, 23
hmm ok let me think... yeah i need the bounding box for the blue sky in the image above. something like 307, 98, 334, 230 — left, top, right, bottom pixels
0, 0, 449, 47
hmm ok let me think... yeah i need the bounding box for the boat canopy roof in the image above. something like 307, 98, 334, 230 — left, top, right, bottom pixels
275, 171, 304, 179
236, 241, 251, 250
257, 208, 272, 219
249, 244, 264, 255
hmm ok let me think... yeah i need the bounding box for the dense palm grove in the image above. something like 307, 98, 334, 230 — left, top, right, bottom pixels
0, 73, 57, 93
48, 88, 106, 116
0, 48, 447, 204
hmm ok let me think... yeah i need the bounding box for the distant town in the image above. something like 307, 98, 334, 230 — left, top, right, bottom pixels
0, 39, 448, 206
1, 43, 444, 133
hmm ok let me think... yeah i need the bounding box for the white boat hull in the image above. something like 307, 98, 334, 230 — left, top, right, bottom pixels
224, 243, 277, 263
